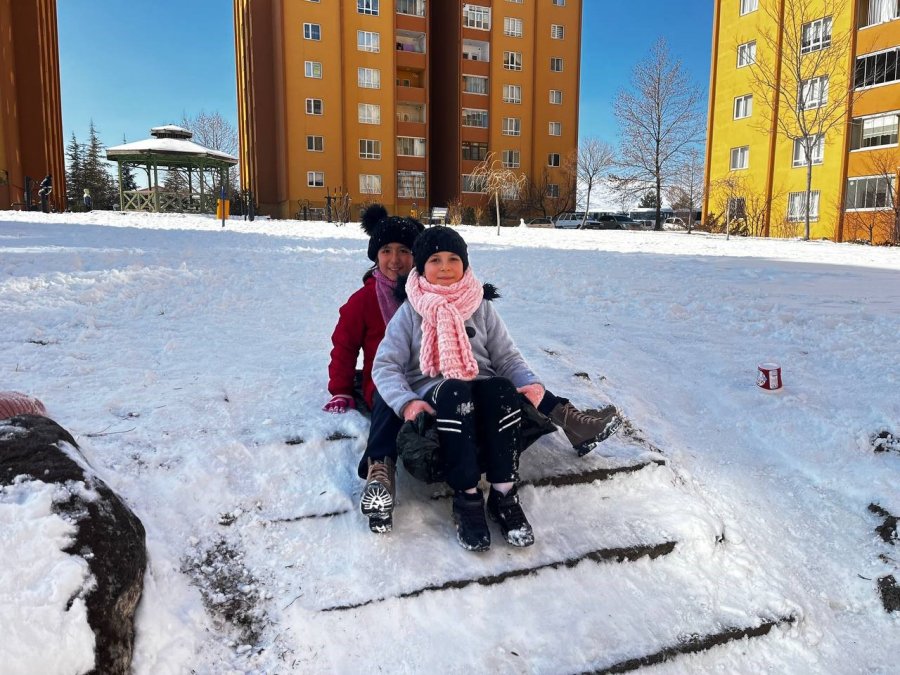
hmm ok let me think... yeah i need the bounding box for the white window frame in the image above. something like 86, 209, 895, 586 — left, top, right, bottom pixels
793, 135, 824, 167
303, 23, 321, 40
357, 30, 380, 52
397, 170, 426, 198
358, 67, 381, 89
730, 145, 749, 170
305, 98, 323, 115
859, 0, 900, 28
787, 190, 820, 221
547, 183, 560, 197
359, 174, 382, 194
502, 149, 520, 168
305, 61, 323, 79
845, 175, 895, 210
462, 108, 489, 128
503, 84, 522, 104
504, 51, 523, 71
359, 139, 382, 160
548, 153, 561, 167
549, 89, 563, 104
551, 24, 565, 39
463, 4, 491, 30
798, 75, 828, 110
504, 17, 523, 37
307, 171, 324, 187
550, 57, 564, 72
740, 0, 758, 15
549, 121, 562, 136
358, 0, 379, 16
397, 136, 426, 157
306, 135, 324, 152
462, 173, 487, 193
851, 112, 900, 150
733, 94, 753, 119
463, 75, 489, 95
737, 41, 756, 67
503, 117, 521, 136
358, 103, 381, 124
801, 17, 832, 54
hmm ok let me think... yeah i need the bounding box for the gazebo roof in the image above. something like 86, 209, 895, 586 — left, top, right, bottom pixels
106, 132, 238, 167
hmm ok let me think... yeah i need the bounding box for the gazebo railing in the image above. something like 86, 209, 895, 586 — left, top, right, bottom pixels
123, 190, 218, 213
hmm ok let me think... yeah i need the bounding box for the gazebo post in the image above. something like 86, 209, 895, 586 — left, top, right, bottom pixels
117, 161, 124, 211
187, 167, 193, 211
200, 162, 205, 213
153, 163, 160, 212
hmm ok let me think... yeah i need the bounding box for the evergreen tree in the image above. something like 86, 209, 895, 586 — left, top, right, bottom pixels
64, 131, 84, 211
83, 120, 115, 209
638, 189, 658, 209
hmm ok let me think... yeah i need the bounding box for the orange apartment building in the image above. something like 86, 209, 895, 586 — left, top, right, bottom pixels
0, 0, 65, 212
234, 0, 582, 219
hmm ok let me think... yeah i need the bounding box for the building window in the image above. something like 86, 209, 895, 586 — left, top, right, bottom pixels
733, 94, 753, 119
858, 0, 899, 28
792, 135, 824, 167
358, 0, 379, 15
737, 41, 756, 67
305, 61, 322, 78
462, 141, 488, 161
507, 0, 524, 4
307, 135, 324, 152
504, 51, 523, 71
549, 121, 562, 136
463, 75, 488, 94
740, 0, 758, 15
550, 57, 564, 72
846, 175, 894, 209
463, 4, 491, 30
303, 23, 321, 40
503, 117, 521, 136
462, 174, 487, 193
854, 47, 900, 89
787, 191, 820, 221
397, 0, 425, 16
547, 183, 560, 197
552, 0, 566, 5
357, 30, 380, 52
359, 139, 382, 159
397, 170, 426, 198
551, 24, 565, 39
359, 174, 382, 194
730, 145, 749, 170
504, 17, 523, 37
548, 153, 561, 167
306, 98, 323, 115
850, 113, 900, 150
397, 136, 426, 156
801, 17, 832, 54
798, 75, 828, 110
502, 150, 520, 168
358, 67, 381, 89
358, 103, 381, 124
503, 84, 522, 103
550, 89, 563, 104
462, 108, 489, 127
307, 171, 324, 187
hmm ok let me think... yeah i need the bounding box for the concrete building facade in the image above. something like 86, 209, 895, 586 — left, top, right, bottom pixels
234, 0, 582, 219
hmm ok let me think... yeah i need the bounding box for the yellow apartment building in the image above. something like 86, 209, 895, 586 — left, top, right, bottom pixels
704, 0, 900, 243
0, 0, 66, 212
234, 0, 582, 219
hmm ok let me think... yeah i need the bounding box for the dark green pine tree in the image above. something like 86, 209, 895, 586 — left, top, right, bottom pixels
83, 120, 115, 209
64, 131, 85, 211
638, 189, 658, 209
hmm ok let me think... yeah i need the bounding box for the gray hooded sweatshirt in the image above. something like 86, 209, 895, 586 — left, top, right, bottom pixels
372, 299, 541, 417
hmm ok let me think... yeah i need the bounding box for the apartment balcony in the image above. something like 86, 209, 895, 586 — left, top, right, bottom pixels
397, 120, 426, 137
396, 84, 426, 104
396, 0, 426, 31
397, 155, 427, 172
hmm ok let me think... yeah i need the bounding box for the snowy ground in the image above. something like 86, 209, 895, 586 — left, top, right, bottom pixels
1, 210, 898, 674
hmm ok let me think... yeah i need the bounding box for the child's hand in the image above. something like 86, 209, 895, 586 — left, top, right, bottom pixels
323, 395, 355, 414
402, 399, 435, 422
517, 383, 545, 409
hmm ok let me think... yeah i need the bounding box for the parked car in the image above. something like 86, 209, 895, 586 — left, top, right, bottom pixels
663, 216, 686, 230
581, 214, 641, 230
554, 212, 605, 229
526, 217, 554, 227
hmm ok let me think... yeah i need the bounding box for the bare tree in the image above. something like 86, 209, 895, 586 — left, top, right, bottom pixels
666, 148, 704, 233
843, 149, 900, 244
470, 152, 527, 234
181, 111, 240, 195
576, 138, 615, 227
748, 0, 856, 240
610, 38, 705, 230
522, 161, 576, 219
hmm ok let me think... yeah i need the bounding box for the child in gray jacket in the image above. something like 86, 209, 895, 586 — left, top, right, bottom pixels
373, 227, 544, 552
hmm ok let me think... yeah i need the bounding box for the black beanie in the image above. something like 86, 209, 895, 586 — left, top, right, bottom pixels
361, 203, 424, 261
412, 226, 469, 274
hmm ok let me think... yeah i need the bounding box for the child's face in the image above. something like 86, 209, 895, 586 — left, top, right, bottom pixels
377, 243, 413, 281
423, 251, 464, 286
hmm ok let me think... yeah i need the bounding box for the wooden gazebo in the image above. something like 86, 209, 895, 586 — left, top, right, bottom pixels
106, 125, 238, 213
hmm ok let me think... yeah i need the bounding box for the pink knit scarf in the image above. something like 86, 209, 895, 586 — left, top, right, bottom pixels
372, 269, 401, 325
405, 268, 483, 380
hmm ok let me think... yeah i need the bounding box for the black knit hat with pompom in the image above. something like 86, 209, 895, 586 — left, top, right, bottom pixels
412, 226, 469, 275
361, 203, 424, 261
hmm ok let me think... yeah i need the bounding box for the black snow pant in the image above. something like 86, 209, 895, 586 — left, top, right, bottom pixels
357, 390, 403, 479
424, 377, 523, 492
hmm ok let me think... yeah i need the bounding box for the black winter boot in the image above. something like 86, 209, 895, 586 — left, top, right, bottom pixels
487, 485, 534, 547
549, 402, 622, 456
452, 489, 491, 552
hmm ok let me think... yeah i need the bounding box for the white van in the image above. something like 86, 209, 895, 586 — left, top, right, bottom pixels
554, 212, 601, 229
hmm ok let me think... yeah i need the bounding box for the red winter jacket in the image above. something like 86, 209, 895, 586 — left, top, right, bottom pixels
328, 275, 386, 409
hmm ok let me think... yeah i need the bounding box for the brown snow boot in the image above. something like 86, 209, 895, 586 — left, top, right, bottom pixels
549, 402, 622, 456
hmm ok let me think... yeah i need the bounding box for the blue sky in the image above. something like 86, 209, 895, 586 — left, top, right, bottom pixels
57, 1, 712, 150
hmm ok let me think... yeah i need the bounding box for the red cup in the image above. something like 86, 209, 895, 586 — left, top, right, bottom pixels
757, 363, 782, 391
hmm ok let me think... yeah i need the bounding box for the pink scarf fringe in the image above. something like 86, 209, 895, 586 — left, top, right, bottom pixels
405, 268, 483, 380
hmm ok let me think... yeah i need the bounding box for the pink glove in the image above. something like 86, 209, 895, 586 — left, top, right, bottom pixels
517, 383, 545, 409
402, 399, 436, 422
323, 395, 355, 414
